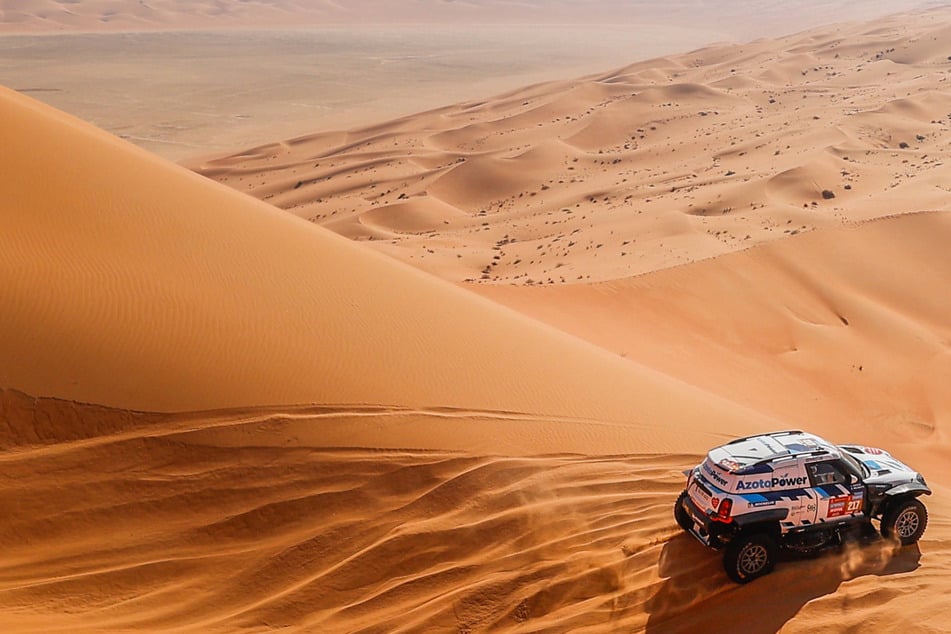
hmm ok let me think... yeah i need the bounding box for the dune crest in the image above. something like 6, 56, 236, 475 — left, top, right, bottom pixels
1, 85, 777, 454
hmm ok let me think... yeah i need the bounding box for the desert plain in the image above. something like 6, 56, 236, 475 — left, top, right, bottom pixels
2, 1, 951, 632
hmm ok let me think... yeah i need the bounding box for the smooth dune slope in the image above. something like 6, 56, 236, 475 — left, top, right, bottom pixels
477, 211, 951, 452
0, 85, 775, 453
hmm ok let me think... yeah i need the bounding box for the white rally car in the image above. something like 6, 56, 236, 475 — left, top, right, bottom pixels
675, 430, 930, 582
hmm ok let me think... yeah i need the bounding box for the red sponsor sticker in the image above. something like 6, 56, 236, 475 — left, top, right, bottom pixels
719, 459, 741, 471
827, 495, 853, 518
711, 497, 720, 510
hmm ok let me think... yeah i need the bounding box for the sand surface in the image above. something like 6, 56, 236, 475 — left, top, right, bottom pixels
3, 6, 951, 633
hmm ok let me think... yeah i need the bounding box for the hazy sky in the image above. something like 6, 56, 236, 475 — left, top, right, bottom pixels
2, 1, 947, 38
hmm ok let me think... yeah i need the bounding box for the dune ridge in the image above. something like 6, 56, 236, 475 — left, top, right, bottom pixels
1, 84, 778, 447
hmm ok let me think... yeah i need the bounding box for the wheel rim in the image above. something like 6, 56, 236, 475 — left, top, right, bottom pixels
739, 543, 768, 575
896, 508, 920, 539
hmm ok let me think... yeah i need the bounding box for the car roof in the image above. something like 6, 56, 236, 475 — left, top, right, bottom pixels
709, 430, 840, 474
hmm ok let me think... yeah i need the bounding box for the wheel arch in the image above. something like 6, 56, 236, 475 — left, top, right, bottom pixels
885, 482, 931, 498
880, 496, 928, 545
733, 508, 787, 534
723, 529, 780, 583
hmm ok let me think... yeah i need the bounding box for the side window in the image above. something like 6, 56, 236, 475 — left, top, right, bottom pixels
837, 458, 862, 483
808, 462, 847, 487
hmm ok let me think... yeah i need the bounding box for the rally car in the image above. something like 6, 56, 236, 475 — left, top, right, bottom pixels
674, 430, 930, 583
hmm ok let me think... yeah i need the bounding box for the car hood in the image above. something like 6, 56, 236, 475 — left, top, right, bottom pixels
840, 444, 923, 485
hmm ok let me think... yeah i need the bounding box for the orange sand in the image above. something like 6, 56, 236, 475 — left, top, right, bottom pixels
2, 7, 951, 633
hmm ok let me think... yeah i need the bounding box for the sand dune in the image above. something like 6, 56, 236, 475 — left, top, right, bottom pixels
0, 83, 785, 632
477, 211, 951, 453
4, 6, 951, 634
1, 386, 948, 633
192, 7, 951, 286
2, 85, 780, 456
189, 8, 951, 630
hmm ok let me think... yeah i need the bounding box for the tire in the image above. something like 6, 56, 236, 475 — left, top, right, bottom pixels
881, 498, 928, 546
723, 532, 777, 583
674, 490, 693, 532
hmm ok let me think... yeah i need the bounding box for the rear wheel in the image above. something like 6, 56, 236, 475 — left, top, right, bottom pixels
674, 490, 693, 531
881, 498, 928, 545
723, 532, 777, 583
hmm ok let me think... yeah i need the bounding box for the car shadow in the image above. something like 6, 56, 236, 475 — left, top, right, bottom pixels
644, 532, 921, 633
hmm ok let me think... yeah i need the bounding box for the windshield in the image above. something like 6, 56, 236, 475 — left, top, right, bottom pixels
839, 450, 869, 479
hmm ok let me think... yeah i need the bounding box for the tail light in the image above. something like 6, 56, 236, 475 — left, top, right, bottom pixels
715, 498, 733, 522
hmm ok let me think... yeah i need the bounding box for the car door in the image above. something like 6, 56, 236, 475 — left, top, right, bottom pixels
808, 460, 864, 522
783, 484, 818, 527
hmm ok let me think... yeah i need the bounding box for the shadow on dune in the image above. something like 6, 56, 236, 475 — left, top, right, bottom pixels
644, 533, 921, 633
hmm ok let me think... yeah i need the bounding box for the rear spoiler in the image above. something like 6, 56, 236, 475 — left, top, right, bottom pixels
727, 430, 803, 445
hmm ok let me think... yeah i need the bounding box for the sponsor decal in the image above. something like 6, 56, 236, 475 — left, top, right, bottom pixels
703, 462, 730, 487
711, 497, 719, 509
785, 439, 819, 452
828, 496, 848, 517
864, 447, 884, 455
749, 500, 777, 507
735, 475, 808, 490
718, 458, 741, 472
827, 495, 862, 518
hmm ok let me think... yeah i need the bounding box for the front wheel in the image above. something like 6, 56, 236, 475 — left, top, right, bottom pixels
723, 532, 777, 583
674, 490, 693, 532
881, 498, 928, 545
